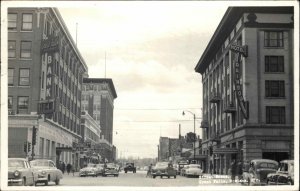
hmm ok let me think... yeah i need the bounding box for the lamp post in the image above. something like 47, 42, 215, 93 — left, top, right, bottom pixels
182, 110, 196, 163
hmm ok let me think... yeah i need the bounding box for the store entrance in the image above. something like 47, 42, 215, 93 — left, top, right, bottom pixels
262, 152, 289, 163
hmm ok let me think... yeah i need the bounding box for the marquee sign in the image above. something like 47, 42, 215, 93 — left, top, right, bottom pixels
230, 43, 249, 119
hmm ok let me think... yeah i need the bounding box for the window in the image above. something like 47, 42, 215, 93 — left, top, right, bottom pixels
266, 106, 285, 124
8, 96, 13, 109
20, 41, 32, 58
265, 80, 285, 97
8, 41, 16, 58
265, 56, 284, 72
264, 31, 283, 47
19, 69, 30, 86
22, 13, 33, 31
17, 96, 29, 114
8, 13, 17, 30
8, 68, 14, 86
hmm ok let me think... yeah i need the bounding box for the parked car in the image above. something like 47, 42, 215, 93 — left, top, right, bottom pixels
95, 164, 105, 175
79, 163, 99, 177
267, 160, 294, 185
103, 163, 119, 177
178, 161, 189, 175
242, 159, 278, 186
183, 164, 203, 178
8, 158, 35, 186
30, 159, 63, 185
151, 162, 177, 179
124, 162, 136, 173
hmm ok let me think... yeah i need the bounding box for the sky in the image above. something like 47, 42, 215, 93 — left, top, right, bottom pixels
56, 1, 228, 159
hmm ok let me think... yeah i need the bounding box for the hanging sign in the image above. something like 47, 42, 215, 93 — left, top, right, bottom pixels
230, 43, 249, 119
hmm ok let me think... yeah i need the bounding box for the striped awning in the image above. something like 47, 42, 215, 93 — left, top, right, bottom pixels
213, 148, 238, 154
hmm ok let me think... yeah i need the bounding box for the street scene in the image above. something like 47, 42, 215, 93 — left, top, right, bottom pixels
1, 1, 298, 190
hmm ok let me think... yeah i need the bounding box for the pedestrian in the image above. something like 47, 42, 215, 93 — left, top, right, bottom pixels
62, 162, 66, 174
230, 159, 237, 183
71, 164, 75, 176
66, 163, 71, 175
237, 160, 243, 182
210, 161, 214, 175
146, 164, 153, 177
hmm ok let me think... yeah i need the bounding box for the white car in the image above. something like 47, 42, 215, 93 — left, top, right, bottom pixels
184, 164, 203, 178
30, 159, 63, 185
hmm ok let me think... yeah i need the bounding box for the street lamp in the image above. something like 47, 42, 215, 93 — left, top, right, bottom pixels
182, 110, 196, 163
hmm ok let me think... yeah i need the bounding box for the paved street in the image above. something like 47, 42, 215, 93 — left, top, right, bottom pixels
35, 171, 240, 187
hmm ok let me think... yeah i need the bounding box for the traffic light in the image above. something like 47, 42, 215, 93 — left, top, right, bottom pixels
28, 142, 31, 152
23, 142, 28, 153
32, 126, 37, 145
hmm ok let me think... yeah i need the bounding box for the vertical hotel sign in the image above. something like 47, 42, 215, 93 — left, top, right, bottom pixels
41, 35, 59, 100
230, 43, 249, 119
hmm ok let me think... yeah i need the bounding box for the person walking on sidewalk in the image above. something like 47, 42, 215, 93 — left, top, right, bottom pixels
66, 163, 71, 175
230, 160, 237, 183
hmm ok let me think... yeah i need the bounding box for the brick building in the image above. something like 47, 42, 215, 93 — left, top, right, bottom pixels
81, 78, 117, 162
195, 7, 294, 174
7, 8, 88, 169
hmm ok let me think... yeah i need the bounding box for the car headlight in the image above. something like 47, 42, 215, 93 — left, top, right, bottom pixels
14, 170, 20, 177
41, 171, 46, 175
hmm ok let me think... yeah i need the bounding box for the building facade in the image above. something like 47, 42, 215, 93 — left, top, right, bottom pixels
81, 78, 117, 162
195, 7, 294, 174
7, 8, 88, 169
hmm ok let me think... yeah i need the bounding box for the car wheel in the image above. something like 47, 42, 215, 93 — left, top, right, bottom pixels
287, 181, 293, 185
45, 180, 48, 186
125, 171, 127, 173
247, 178, 251, 186
168, 176, 170, 179
55, 179, 60, 185
160, 176, 162, 179
153, 176, 156, 179
174, 176, 176, 179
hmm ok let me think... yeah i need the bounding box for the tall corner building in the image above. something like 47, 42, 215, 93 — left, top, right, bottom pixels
82, 78, 117, 161
7, 7, 88, 168
194, 7, 294, 174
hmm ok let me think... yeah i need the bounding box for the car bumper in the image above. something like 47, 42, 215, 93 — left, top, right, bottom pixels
79, 172, 97, 176
8, 179, 23, 186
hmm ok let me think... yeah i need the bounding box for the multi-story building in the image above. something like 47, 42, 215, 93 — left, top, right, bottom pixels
195, 7, 294, 174
81, 78, 117, 162
7, 8, 88, 168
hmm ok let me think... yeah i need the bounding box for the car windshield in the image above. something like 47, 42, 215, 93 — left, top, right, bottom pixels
155, 162, 168, 168
258, 162, 278, 169
189, 164, 201, 169
30, 160, 48, 167
87, 164, 96, 168
8, 160, 25, 168
279, 163, 288, 171
107, 164, 115, 168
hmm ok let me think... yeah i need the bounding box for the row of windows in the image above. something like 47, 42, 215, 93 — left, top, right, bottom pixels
8, 68, 29, 86
8, 13, 33, 31
203, 31, 285, 77
8, 40, 32, 59
8, 96, 28, 114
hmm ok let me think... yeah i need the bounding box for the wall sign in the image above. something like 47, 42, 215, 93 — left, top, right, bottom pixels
230, 43, 249, 119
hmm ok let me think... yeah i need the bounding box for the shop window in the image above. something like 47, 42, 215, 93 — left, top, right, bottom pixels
17, 96, 29, 114
265, 56, 284, 72
20, 41, 32, 58
264, 31, 283, 47
265, 80, 285, 97
8, 41, 16, 58
22, 13, 33, 31
266, 106, 285, 124
19, 68, 30, 86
